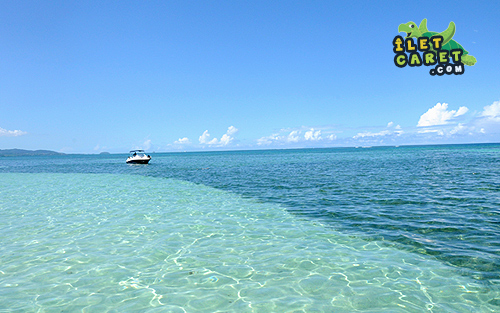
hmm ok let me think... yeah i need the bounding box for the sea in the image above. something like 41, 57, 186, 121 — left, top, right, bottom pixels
0, 144, 499, 312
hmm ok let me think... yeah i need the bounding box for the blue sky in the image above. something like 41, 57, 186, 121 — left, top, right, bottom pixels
1, 0, 499, 153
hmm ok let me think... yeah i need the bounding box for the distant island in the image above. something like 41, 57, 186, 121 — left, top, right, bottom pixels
0, 149, 65, 157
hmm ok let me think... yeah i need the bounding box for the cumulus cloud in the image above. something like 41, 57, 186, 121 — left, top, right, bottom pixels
387, 121, 402, 130
388, 122, 403, 133
218, 126, 239, 146
418, 123, 477, 137
254, 99, 500, 148
413, 101, 500, 139
257, 127, 338, 146
481, 100, 500, 122
0, 127, 27, 137
199, 130, 211, 144
257, 133, 279, 146
256, 138, 269, 146
219, 134, 233, 145
199, 126, 238, 146
174, 137, 191, 144
353, 122, 403, 139
457, 107, 468, 116
226, 126, 238, 136
449, 123, 467, 135
287, 130, 300, 143
417, 103, 468, 127
304, 129, 322, 141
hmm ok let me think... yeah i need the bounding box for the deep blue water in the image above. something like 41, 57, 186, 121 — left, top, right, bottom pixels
1, 144, 499, 311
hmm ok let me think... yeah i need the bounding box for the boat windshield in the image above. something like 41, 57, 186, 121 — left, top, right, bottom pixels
129, 150, 146, 157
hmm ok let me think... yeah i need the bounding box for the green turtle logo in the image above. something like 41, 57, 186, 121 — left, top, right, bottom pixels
398, 19, 476, 66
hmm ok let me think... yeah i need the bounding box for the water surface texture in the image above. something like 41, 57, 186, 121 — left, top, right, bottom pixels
1, 144, 499, 312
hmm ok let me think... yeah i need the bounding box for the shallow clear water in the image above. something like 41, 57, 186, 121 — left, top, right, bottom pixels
1, 144, 499, 312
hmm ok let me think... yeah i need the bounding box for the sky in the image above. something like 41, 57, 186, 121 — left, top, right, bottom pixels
1, 0, 499, 153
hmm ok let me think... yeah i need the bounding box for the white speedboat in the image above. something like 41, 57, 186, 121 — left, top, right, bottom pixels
126, 150, 151, 164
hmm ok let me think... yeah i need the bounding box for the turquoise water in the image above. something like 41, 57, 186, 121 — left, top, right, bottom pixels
1, 144, 499, 312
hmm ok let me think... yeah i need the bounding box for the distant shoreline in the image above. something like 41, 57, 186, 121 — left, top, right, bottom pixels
1, 142, 499, 157
0, 149, 65, 157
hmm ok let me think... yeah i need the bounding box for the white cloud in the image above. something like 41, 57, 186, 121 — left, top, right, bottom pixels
327, 134, 337, 140
418, 128, 441, 135
198, 126, 238, 146
255, 129, 301, 146
226, 126, 238, 136
0, 127, 27, 137
287, 130, 300, 143
353, 130, 391, 139
449, 123, 466, 135
257, 127, 339, 146
435, 124, 476, 137
353, 121, 404, 139
199, 130, 211, 144
174, 137, 190, 144
304, 129, 322, 141
387, 122, 402, 130
207, 138, 219, 145
257, 133, 279, 146
256, 138, 270, 146
219, 134, 233, 146
220, 126, 238, 146
481, 100, 500, 122
456, 107, 468, 116
418, 123, 476, 137
412, 101, 500, 139
417, 103, 469, 127
251, 100, 500, 149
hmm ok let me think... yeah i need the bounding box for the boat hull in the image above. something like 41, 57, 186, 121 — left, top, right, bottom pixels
126, 159, 150, 164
